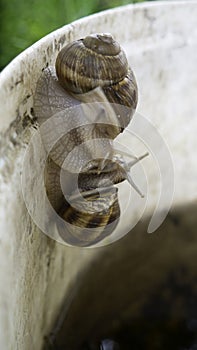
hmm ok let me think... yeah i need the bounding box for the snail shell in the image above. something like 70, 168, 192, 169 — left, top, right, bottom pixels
55, 33, 138, 128
34, 33, 139, 247
56, 33, 127, 93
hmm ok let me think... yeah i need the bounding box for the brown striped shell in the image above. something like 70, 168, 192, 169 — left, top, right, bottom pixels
55, 33, 138, 124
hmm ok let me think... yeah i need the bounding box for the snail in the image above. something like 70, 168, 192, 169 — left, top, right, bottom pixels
34, 33, 148, 247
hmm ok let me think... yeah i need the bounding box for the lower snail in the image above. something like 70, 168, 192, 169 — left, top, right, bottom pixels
34, 33, 148, 247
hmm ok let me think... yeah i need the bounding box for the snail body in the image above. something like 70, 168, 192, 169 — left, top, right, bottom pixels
34, 33, 145, 247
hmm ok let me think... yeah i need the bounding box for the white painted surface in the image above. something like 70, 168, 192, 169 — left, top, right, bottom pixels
0, 1, 197, 349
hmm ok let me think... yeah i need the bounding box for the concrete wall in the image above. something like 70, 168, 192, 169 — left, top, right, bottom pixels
0, 1, 197, 349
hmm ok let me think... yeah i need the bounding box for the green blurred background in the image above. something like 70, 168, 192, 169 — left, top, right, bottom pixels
0, 0, 158, 71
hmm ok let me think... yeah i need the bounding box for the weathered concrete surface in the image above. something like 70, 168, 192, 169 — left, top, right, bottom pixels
0, 1, 197, 349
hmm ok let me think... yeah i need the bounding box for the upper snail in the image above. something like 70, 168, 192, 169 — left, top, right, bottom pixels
55, 33, 138, 118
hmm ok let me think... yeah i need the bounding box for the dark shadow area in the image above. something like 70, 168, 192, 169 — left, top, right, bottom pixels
44, 201, 197, 349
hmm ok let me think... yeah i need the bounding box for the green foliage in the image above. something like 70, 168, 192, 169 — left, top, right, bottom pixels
0, 0, 156, 70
